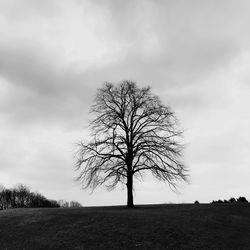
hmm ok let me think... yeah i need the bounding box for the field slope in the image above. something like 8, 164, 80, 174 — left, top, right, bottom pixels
0, 203, 250, 249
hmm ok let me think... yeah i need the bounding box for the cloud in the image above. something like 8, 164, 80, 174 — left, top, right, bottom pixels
0, 0, 248, 127
0, 41, 100, 129
1, 0, 250, 205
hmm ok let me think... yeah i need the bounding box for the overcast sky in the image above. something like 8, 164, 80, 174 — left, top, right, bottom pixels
1, 0, 250, 206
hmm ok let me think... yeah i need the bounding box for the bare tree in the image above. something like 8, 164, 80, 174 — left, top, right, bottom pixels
14, 184, 30, 208
0, 185, 6, 210
75, 81, 188, 208
70, 201, 82, 208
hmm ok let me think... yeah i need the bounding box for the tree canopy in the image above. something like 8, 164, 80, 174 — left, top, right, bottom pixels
75, 81, 188, 207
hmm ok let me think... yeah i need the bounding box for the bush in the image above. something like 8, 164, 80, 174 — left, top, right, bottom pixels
237, 196, 248, 203
194, 200, 199, 204
229, 197, 236, 203
70, 201, 82, 207
211, 197, 249, 204
58, 199, 82, 208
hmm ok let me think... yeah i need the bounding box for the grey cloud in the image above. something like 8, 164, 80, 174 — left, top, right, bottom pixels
1, 0, 250, 205
0, 0, 59, 20
99, 0, 248, 85
0, 0, 247, 131
0, 43, 96, 129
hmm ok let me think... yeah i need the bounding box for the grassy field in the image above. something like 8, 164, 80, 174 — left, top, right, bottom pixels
0, 203, 250, 249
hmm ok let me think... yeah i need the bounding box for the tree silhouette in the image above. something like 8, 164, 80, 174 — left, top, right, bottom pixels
75, 81, 188, 207
0, 184, 60, 210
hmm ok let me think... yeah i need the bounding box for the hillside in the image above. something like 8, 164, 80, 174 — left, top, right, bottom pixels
0, 203, 250, 249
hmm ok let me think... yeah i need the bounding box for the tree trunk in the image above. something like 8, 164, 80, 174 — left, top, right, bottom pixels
126, 171, 134, 208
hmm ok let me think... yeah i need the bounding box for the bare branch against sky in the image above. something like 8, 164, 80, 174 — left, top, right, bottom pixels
0, 0, 250, 205
75, 81, 188, 207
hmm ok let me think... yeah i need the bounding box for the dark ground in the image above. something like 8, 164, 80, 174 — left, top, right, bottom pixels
0, 203, 250, 249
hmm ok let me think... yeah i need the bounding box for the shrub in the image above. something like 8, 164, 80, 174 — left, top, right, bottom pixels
211, 197, 249, 204
237, 196, 248, 203
229, 197, 236, 203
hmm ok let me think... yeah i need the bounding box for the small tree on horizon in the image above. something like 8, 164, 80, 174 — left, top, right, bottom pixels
75, 81, 188, 208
